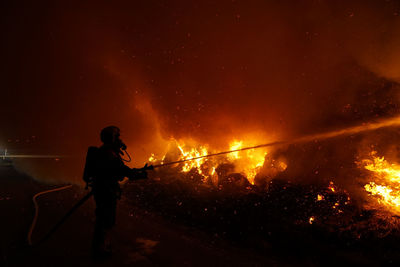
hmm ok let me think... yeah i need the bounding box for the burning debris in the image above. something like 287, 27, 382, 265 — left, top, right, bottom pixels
148, 138, 285, 186
360, 151, 400, 215
120, 128, 400, 264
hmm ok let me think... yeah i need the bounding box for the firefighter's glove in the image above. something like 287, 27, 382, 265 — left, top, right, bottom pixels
143, 163, 154, 171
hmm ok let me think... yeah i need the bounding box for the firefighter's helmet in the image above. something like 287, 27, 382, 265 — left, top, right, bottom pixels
100, 126, 120, 144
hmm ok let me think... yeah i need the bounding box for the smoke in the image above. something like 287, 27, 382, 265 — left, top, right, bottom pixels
1, 0, 400, 183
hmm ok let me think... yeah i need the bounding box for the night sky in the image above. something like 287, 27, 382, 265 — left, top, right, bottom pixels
2, 0, 400, 182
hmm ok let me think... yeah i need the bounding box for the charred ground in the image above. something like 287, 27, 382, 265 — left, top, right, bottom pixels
3, 128, 400, 266
122, 128, 400, 265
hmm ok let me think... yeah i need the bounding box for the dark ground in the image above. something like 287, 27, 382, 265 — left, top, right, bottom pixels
0, 164, 282, 267
2, 161, 400, 266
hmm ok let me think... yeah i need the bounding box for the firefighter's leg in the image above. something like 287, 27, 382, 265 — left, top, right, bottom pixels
92, 192, 116, 256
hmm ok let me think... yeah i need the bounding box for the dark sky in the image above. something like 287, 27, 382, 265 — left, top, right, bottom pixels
2, 0, 400, 181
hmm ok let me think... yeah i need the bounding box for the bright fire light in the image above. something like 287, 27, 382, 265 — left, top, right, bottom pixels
362, 151, 400, 213
148, 138, 284, 185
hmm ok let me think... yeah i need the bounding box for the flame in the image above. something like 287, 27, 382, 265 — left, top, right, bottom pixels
362, 151, 400, 213
317, 194, 324, 201
328, 181, 336, 192
148, 138, 283, 185
227, 140, 268, 184
210, 167, 216, 176
309, 216, 315, 224
148, 153, 156, 163
176, 141, 209, 175
227, 140, 242, 160
363, 151, 400, 182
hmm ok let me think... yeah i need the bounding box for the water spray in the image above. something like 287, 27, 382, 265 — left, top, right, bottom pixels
27, 115, 400, 246
153, 116, 400, 167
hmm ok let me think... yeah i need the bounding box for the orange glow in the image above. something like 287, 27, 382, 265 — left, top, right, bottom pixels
362, 151, 400, 214
148, 138, 285, 185
176, 141, 209, 175
226, 140, 268, 184
148, 153, 156, 163
227, 140, 243, 160
328, 181, 336, 192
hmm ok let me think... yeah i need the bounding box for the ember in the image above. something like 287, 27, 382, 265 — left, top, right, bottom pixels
328, 181, 336, 192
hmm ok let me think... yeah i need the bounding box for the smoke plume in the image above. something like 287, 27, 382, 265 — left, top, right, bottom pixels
1, 0, 400, 183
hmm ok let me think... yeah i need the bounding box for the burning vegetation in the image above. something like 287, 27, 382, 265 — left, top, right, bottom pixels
148, 138, 284, 186
361, 151, 400, 215
120, 127, 400, 264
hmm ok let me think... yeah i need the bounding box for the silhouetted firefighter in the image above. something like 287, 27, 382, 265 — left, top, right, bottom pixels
83, 126, 153, 258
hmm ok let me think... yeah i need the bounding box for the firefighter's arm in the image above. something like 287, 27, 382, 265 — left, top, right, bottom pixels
128, 163, 154, 181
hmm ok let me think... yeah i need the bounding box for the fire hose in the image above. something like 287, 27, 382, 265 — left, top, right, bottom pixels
27, 144, 268, 247
27, 115, 400, 246
27, 185, 74, 246
27, 139, 289, 246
